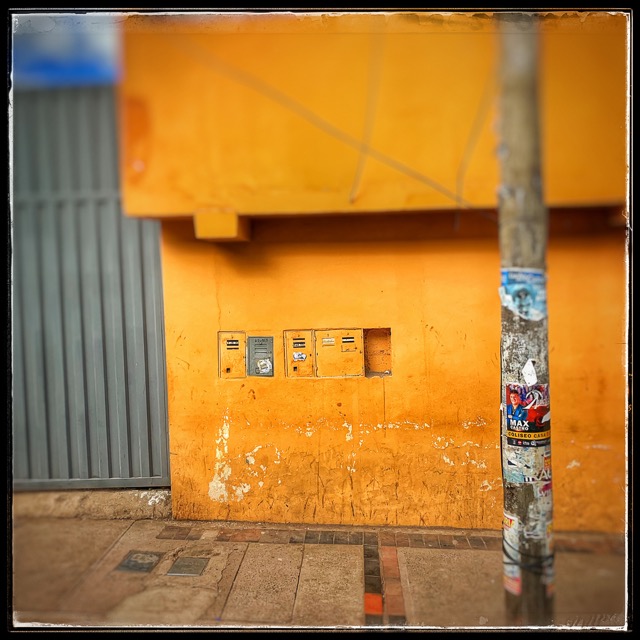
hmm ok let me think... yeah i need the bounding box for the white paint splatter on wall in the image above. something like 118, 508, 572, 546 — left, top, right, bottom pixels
462, 416, 489, 429
208, 411, 231, 502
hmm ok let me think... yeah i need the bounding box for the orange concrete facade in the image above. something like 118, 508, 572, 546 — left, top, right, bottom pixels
117, 12, 629, 532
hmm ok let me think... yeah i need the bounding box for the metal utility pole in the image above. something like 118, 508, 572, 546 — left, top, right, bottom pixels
497, 12, 554, 625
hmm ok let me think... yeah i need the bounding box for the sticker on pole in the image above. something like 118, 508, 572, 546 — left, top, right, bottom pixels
505, 383, 550, 447
503, 444, 552, 483
499, 268, 547, 320
503, 512, 521, 596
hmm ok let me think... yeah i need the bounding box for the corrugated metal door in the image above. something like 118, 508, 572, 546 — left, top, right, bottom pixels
11, 86, 170, 489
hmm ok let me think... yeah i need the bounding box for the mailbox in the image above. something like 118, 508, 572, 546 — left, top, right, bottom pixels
218, 331, 246, 379
315, 328, 364, 378
247, 336, 275, 377
284, 330, 315, 377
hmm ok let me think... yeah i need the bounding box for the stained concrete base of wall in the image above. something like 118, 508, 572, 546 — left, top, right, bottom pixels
11, 489, 173, 520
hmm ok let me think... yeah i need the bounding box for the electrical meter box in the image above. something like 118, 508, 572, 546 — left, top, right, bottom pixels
247, 336, 275, 377
284, 330, 315, 377
315, 328, 364, 377
218, 331, 246, 379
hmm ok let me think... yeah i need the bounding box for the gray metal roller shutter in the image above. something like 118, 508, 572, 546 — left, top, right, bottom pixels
11, 86, 170, 489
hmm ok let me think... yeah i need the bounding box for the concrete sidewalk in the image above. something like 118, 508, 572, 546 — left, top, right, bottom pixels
10, 491, 629, 630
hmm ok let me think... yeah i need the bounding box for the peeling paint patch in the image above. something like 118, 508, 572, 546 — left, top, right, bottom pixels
462, 416, 488, 429
433, 436, 454, 449
479, 480, 494, 491
138, 490, 168, 506
589, 444, 611, 450
208, 412, 231, 502
233, 483, 251, 500
343, 421, 353, 441
244, 445, 263, 466
442, 454, 455, 466
567, 460, 581, 469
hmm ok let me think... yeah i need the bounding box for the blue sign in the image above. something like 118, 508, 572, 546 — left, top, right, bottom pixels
11, 13, 121, 89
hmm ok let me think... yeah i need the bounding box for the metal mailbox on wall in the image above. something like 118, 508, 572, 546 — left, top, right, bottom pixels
248, 336, 275, 377
218, 331, 247, 379
315, 329, 364, 378
218, 329, 368, 378
284, 330, 315, 378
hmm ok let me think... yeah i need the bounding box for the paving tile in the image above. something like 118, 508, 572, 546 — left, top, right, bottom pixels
318, 531, 335, 545
292, 544, 364, 626
116, 550, 164, 573
379, 532, 396, 547
364, 532, 378, 546
156, 526, 188, 540
349, 531, 364, 545
468, 537, 487, 550
228, 530, 261, 543
379, 546, 397, 561
187, 530, 204, 541
363, 544, 378, 559
381, 559, 400, 579
289, 531, 305, 544
364, 558, 381, 577
422, 534, 440, 548
397, 547, 506, 626
452, 535, 471, 549
384, 593, 406, 617
259, 530, 291, 544
365, 614, 383, 626
222, 543, 303, 624
364, 592, 383, 615
408, 534, 425, 548
383, 578, 403, 596
167, 557, 208, 577
334, 531, 351, 545
304, 530, 320, 544
483, 537, 503, 551
395, 533, 410, 547
388, 615, 407, 626
438, 534, 457, 549
365, 575, 382, 594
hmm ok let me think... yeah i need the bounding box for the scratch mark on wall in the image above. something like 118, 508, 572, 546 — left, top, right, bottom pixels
567, 460, 581, 469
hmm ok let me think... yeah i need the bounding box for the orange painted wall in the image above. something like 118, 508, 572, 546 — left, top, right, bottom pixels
116, 11, 629, 533
119, 11, 628, 222
161, 214, 627, 532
